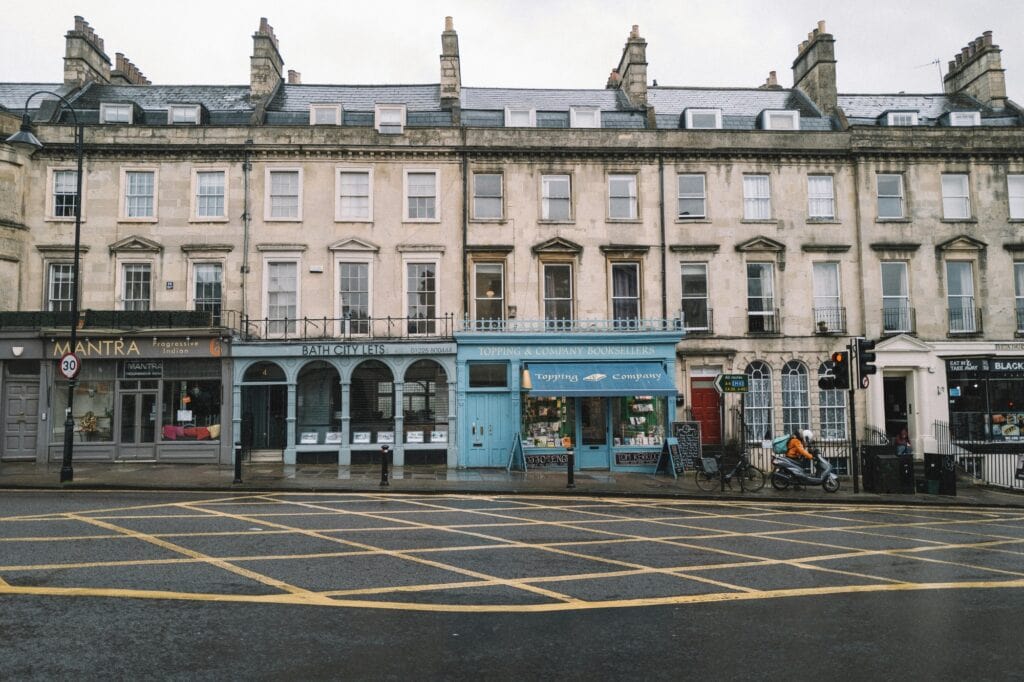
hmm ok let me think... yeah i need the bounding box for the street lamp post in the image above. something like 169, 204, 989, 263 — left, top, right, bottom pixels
6, 91, 84, 483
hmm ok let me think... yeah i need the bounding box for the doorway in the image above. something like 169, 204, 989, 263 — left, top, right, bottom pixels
690, 378, 722, 445
883, 376, 909, 440
2, 361, 40, 461
241, 385, 287, 458
465, 392, 512, 467
578, 397, 609, 468
118, 383, 158, 458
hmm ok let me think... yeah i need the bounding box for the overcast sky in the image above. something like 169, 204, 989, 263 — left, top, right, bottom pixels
2, 0, 1022, 103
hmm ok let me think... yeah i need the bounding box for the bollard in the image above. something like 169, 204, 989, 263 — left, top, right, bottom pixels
566, 447, 575, 489
233, 442, 243, 484
380, 444, 390, 487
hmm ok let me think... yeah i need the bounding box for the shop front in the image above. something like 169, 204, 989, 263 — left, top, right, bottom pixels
946, 356, 1024, 445
43, 335, 231, 463
231, 340, 456, 465
455, 331, 681, 471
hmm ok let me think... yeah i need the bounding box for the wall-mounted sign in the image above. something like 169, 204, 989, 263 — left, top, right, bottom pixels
430, 431, 448, 443
123, 360, 163, 378
50, 337, 223, 359
353, 432, 371, 444
377, 431, 395, 444
300, 432, 319, 444
325, 432, 342, 444
407, 431, 425, 443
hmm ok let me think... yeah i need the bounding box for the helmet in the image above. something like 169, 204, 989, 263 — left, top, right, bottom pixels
801, 429, 814, 443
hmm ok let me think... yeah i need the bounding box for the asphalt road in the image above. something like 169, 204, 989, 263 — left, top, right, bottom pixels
2, 491, 1022, 680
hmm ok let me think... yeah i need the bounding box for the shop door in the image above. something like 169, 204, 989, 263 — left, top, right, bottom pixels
242, 385, 287, 457
465, 393, 511, 467
2, 379, 40, 461
118, 390, 157, 459
883, 377, 909, 439
690, 379, 722, 445
578, 397, 609, 469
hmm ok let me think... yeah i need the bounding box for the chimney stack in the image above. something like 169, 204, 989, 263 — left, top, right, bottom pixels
288, 70, 302, 85
111, 52, 151, 85
759, 70, 782, 90
609, 25, 648, 107
63, 16, 112, 87
440, 16, 461, 121
943, 31, 1007, 110
250, 17, 284, 100
792, 20, 837, 114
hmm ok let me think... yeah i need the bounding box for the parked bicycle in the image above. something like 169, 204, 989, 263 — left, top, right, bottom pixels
695, 452, 765, 492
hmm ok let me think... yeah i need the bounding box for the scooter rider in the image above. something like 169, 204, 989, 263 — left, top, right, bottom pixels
786, 430, 813, 467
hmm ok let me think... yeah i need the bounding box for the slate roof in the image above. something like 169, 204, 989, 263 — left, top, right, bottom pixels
70, 84, 254, 112
269, 84, 442, 112
0, 83, 75, 113
837, 92, 1017, 125
461, 87, 634, 111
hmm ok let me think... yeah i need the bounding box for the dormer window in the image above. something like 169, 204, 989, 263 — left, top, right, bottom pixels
886, 111, 919, 126
505, 107, 536, 127
761, 110, 800, 130
375, 105, 406, 134
570, 107, 600, 128
310, 104, 342, 125
100, 103, 132, 124
684, 108, 723, 130
949, 111, 981, 127
168, 105, 201, 125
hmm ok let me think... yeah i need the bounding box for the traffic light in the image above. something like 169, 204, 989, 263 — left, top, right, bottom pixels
857, 338, 878, 386
831, 351, 850, 390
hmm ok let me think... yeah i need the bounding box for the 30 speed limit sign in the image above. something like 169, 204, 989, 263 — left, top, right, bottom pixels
59, 352, 81, 380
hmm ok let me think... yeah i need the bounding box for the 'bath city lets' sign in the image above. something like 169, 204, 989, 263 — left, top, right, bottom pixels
300, 343, 455, 357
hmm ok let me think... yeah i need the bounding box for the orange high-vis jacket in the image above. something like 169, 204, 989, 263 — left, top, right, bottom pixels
786, 436, 813, 460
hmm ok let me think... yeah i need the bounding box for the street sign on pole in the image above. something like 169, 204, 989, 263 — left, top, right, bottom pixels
59, 352, 81, 380
713, 373, 749, 394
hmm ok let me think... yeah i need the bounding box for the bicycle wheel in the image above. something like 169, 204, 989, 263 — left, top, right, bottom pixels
740, 465, 766, 492
695, 470, 719, 491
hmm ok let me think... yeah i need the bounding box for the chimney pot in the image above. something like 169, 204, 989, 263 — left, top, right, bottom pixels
630, 24, 640, 39
445, 16, 454, 31
817, 20, 827, 33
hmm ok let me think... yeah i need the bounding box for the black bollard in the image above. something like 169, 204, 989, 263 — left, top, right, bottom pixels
233, 442, 243, 484
566, 447, 575, 489
380, 444, 390, 487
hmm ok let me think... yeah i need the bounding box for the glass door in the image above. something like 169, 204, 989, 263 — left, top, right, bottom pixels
119, 386, 157, 458
578, 397, 609, 469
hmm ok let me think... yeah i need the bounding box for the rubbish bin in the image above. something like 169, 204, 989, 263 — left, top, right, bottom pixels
924, 453, 956, 496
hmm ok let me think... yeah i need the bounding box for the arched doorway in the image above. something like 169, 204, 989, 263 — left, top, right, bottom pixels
403, 359, 449, 464
241, 361, 287, 459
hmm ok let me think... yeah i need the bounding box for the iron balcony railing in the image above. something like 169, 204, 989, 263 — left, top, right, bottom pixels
460, 318, 684, 333
746, 308, 780, 334
233, 313, 456, 341
0, 309, 216, 330
882, 305, 916, 335
813, 306, 847, 334
948, 306, 983, 334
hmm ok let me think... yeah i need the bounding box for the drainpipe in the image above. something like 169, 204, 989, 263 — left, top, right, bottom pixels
659, 155, 668, 320
461, 137, 469, 320
242, 139, 253, 325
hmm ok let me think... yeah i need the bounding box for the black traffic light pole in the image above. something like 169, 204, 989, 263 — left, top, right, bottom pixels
848, 339, 860, 494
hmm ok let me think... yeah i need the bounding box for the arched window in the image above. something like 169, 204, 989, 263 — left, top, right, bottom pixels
350, 360, 394, 445
818, 362, 847, 440
296, 361, 341, 445
744, 361, 773, 441
403, 360, 449, 443
781, 361, 810, 434
242, 361, 286, 382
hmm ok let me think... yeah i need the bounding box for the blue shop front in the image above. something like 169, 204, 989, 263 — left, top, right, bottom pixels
455, 331, 681, 471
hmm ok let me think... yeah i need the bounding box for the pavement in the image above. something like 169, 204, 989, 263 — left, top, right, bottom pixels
2, 459, 1022, 507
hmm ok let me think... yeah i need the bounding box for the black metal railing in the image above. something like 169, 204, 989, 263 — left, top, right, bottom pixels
460, 318, 683, 333
234, 313, 456, 341
747, 308, 779, 334
882, 306, 916, 335
813, 307, 847, 334
934, 419, 1024, 490
0, 309, 216, 330
948, 306, 982, 334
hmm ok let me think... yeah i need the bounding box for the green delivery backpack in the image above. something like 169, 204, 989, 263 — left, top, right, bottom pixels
771, 436, 790, 455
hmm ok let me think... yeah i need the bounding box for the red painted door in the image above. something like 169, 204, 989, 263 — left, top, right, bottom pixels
690, 379, 721, 444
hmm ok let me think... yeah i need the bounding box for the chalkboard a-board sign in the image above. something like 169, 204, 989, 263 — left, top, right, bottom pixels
671, 421, 702, 469
655, 438, 685, 478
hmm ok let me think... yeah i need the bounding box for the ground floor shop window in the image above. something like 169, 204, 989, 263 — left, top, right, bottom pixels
350, 360, 395, 444
947, 358, 1024, 442
296, 361, 341, 445
522, 396, 575, 447
53, 360, 115, 442
613, 396, 665, 446
403, 360, 448, 444
161, 380, 222, 440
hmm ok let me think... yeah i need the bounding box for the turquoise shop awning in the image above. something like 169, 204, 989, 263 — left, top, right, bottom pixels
525, 362, 676, 397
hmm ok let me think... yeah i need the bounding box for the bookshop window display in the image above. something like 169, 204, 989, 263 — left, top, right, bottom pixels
613, 396, 666, 446
522, 396, 575, 447
520, 395, 666, 447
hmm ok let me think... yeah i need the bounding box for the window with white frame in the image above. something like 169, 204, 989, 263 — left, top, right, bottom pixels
807, 175, 835, 219
812, 262, 842, 332
941, 174, 971, 219
194, 170, 226, 219
124, 170, 156, 218
570, 107, 600, 128
680, 263, 709, 331
543, 263, 573, 327
310, 104, 341, 125
472, 173, 503, 220
541, 174, 571, 221
405, 171, 438, 220
193, 263, 222, 325
122, 263, 152, 311
946, 261, 977, 333
684, 109, 722, 129
168, 105, 200, 124
339, 261, 370, 334
608, 174, 638, 219
337, 169, 372, 221
406, 261, 437, 334
762, 110, 800, 130
52, 169, 78, 218
505, 108, 536, 127
781, 361, 810, 435
949, 111, 980, 127
611, 262, 640, 325
881, 262, 912, 333
474, 262, 504, 322
746, 262, 775, 332
1015, 263, 1024, 332
375, 105, 406, 134
266, 260, 298, 335
886, 111, 919, 126
100, 103, 132, 124
1009, 175, 1024, 220
677, 174, 706, 218
877, 173, 905, 219
744, 361, 774, 442
267, 169, 301, 220
743, 174, 771, 220
818, 362, 847, 439
47, 263, 75, 312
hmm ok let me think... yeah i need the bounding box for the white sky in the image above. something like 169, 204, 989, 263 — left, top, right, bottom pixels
2, 0, 1022, 103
